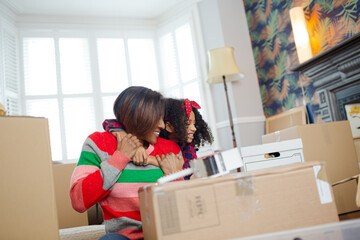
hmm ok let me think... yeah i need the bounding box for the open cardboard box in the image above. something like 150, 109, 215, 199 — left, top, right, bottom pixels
0, 116, 104, 240
139, 162, 339, 240
53, 163, 89, 229
0, 116, 60, 239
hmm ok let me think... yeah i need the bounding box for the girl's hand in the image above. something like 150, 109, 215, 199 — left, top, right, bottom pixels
113, 132, 141, 159
156, 153, 184, 175
147, 156, 159, 167
132, 147, 149, 166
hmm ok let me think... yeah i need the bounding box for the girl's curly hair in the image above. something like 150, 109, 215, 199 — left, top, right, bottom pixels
160, 98, 214, 148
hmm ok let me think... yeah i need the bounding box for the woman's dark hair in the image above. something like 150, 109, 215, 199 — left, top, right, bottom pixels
113, 86, 165, 140
160, 98, 213, 147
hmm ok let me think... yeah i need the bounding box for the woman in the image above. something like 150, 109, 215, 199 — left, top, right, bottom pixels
103, 98, 214, 179
70, 87, 184, 240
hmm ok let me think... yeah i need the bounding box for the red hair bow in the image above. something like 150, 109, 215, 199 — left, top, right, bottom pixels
183, 98, 201, 120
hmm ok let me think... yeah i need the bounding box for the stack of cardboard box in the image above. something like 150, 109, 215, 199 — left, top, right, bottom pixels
2, 112, 358, 240
138, 108, 360, 239
262, 119, 360, 216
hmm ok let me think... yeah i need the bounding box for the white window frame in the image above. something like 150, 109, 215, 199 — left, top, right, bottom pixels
156, 7, 220, 150
19, 28, 164, 162
15, 4, 219, 162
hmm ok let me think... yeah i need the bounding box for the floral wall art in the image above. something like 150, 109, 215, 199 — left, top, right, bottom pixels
243, 0, 360, 119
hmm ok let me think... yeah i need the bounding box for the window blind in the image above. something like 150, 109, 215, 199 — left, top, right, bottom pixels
3, 30, 20, 115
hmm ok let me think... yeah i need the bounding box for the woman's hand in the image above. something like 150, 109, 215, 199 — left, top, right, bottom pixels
156, 153, 184, 175
113, 132, 141, 159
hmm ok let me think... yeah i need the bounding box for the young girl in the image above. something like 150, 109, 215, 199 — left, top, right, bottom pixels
103, 98, 214, 179
160, 98, 214, 178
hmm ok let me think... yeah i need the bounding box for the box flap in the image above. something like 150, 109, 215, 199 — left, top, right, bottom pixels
265, 106, 307, 134
141, 161, 322, 193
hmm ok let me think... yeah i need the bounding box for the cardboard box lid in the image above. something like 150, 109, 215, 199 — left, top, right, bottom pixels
140, 161, 325, 193
265, 106, 307, 134
241, 138, 303, 157
0, 116, 60, 239
262, 127, 301, 143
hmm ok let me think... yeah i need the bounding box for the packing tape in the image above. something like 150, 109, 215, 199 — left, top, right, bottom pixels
313, 164, 332, 204
142, 184, 165, 225
315, 163, 329, 183
235, 175, 254, 196
234, 174, 260, 220
142, 185, 152, 225
274, 131, 280, 142
157, 191, 181, 235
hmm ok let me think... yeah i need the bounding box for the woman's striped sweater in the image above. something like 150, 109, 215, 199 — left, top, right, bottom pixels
70, 131, 180, 239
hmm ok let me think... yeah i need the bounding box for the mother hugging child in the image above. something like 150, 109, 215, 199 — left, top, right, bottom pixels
70, 87, 185, 240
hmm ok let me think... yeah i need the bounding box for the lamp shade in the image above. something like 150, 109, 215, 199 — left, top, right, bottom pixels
289, 7, 313, 63
207, 47, 244, 84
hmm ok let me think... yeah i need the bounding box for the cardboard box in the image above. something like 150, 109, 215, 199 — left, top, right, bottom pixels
262, 121, 360, 214
345, 103, 360, 138
53, 163, 88, 229
354, 138, 360, 167
241, 139, 304, 171
0, 116, 59, 239
238, 218, 360, 240
139, 162, 339, 240
339, 210, 360, 221
265, 106, 307, 134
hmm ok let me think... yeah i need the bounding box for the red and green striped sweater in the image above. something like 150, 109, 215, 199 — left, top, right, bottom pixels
70, 131, 181, 239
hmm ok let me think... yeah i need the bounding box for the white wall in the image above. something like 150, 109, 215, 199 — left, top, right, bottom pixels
197, 0, 265, 150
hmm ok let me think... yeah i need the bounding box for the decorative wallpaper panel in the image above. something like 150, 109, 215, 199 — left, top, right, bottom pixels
243, 0, 360, 119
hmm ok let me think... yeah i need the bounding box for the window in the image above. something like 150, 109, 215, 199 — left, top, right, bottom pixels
18, 12, 208, 162
128, 39, 159, 90
97, 38, 128, 93
21, 34, 160, 162
157, 21, 203, 107
1, 28, 20, 116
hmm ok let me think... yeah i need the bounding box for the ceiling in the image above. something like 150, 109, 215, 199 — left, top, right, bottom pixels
1, 0, 186, 19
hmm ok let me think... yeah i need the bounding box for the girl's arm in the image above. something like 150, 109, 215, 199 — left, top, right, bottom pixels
147, 155, 159, 166
103, 119, 160, 167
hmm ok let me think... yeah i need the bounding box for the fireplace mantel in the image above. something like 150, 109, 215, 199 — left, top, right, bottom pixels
290, 32, 360, 122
